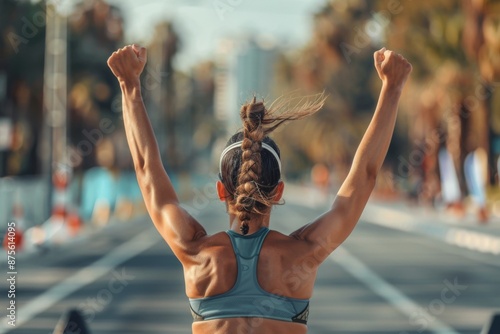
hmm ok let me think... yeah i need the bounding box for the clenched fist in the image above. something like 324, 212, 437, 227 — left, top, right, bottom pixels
374, 47, 412, 88
107, 44, 147, 85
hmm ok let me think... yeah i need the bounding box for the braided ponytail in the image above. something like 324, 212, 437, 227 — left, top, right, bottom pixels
220, 92, 327, 235
235, 96, 265, 234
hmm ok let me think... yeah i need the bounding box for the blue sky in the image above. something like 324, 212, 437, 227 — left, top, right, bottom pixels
102, 0, 327, 71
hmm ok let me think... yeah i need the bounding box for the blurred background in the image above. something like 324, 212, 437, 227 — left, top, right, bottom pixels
1, 0, 500, 333
2, 0, 500, 229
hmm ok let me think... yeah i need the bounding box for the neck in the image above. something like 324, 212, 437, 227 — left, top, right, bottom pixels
228, 213, 270, 234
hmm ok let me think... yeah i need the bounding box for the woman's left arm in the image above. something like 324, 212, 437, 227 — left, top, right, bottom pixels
291, 48, 412, 259
107, 45, 207, 261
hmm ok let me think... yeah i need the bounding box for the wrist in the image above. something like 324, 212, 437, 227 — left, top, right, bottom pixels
119, 78, 142, 96
381, 80, 404, 95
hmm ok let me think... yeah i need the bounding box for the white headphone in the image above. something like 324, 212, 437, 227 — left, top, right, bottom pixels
219, 141, 282, 175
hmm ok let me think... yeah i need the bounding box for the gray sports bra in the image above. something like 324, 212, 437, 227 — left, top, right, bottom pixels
188, 227, 309, 324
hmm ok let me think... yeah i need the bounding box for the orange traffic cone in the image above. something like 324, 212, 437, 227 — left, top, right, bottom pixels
45, 166, 82, 243
3, 201, 25, 251
67, 211, 82, 236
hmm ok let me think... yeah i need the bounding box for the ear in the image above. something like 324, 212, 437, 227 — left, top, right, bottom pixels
273, 181, 285, 202
216, 181, 229, 202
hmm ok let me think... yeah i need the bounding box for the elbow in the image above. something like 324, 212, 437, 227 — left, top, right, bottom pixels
133, 156, 148, 174
365, 164, 379, 185
134, 163, 149, 183
352, 156, 379, 185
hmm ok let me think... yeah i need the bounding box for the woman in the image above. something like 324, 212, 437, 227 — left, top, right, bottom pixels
107, 44, 412, 333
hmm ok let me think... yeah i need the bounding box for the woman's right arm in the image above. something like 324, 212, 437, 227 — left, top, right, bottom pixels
107, 45, 207, 263
291, 48, 412, 260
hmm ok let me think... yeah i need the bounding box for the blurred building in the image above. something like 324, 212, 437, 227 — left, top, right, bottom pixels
214, 36, 278, 136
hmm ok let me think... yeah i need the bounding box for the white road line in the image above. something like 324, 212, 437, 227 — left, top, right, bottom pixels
274, 214, 458, 334
362, 205, 500, 256
286, 184, 500, 257
330, 246, 460, 334
0, 227, 161, 333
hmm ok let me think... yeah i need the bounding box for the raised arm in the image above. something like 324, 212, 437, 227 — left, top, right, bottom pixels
107, 45, 206, 261
292, 48, 412, 259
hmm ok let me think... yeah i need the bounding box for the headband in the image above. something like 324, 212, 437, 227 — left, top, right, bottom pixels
219, 141, 282, 174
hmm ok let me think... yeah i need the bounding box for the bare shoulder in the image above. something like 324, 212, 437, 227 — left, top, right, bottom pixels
188, 231, 232, 261
267, 229, 301, 243
182, 231, 233, 270
267, 229, 311, 245
265, 229, 316, 259
195, 231, 231, 249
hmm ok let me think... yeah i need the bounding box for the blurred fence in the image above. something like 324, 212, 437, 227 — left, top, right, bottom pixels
0, 169, 220, 238
0, 176, 49, 232
0, 168, 145, 233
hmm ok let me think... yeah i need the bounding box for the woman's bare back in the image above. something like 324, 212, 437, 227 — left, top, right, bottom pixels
183, 230, 318, 333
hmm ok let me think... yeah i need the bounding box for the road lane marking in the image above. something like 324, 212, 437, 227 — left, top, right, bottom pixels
285, 184, 500, 257
0, 227, 161, 333
362, 205, 500, 256
330, 246, 460, 334
274, 215, 459, 334
285, 185, 491, 332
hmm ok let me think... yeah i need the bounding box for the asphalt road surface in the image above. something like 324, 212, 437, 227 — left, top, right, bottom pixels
0, 199, 498, 334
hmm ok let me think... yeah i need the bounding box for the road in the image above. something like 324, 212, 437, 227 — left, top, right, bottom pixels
0, 199, 499, 334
